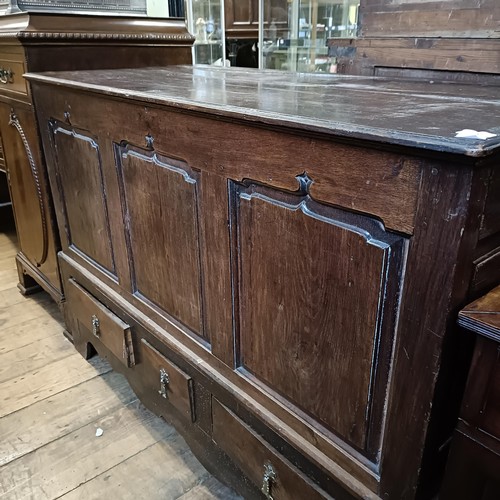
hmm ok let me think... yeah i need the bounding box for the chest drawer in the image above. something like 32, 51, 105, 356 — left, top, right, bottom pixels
0, 56, 28, 98
66, 278, 135, 367
140, 339, 195, 422
212, 399, 333, 500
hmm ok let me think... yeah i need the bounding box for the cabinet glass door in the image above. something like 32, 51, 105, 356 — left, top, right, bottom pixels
260, 0, 358, 72
186, 0, 226, 65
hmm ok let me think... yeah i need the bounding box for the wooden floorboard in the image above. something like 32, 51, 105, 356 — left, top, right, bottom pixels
0, 224, 241, 500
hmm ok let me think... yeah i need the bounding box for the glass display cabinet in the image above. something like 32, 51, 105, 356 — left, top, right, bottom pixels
186, 0, 226, 65
260, 0, 359, 72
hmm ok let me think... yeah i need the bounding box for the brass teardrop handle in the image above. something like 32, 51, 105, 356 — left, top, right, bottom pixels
9, 111, 49, 267
158, 368, 170, 399
91, 315, 100, 338
0, 68, 13, 84
261, 462, 277, 499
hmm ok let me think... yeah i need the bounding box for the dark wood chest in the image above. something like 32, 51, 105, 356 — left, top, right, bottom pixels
28, 66, 500, 499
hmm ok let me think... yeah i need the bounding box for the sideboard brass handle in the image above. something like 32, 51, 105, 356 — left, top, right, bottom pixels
158, 368, 170, 399
91, 315, 100, 338
0, 68, 13, 84
261, 462, 277, 499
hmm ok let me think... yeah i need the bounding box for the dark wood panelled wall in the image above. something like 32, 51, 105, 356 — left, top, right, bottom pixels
328, 0, 500, 76
28, 66, 500, 499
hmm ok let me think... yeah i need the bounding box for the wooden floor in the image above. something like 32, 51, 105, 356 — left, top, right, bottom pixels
0, 219, 241, 500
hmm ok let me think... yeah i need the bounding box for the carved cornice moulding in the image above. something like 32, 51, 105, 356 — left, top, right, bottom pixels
0, 13, 195, 44
0, 31, 194, 41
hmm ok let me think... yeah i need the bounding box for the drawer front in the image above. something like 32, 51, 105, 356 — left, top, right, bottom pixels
66, 278, 135, 367
212, 399, 331, 500
0, 57, 28, 97
140, 339, 195, 422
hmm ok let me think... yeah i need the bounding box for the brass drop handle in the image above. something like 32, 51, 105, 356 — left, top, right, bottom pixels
158, 368, 170, 398
0, 68, 13, 84
261, 462, 277, 499
91, 315, 100, 338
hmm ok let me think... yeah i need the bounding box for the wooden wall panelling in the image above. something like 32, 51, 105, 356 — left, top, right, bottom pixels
359, 0, 500, 38
328, 38, 500, 76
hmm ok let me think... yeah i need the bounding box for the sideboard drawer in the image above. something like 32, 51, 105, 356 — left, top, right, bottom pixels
140, 338, 195, 422
212, 399, 332, 500
66, 278, 135, 367
0, 56, 27, 98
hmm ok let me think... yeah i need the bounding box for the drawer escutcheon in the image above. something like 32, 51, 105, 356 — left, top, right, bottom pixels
158, 368, 170, 399
261, 462, 277, 499
91, 314, 100, 338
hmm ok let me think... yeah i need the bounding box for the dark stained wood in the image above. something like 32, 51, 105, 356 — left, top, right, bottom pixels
198, 171, 234, 365
0, 104, 61, 300
472, 247, 500, 296
440, 430, 500, 500
328, 34, 500, 77
458, 284, 500, 342
233, 178, 406, 454
140, 338, 195, 422
212, 399, 337, 500
67, 278, 135, 368
116, 144, 204, 338
380, 162, 482, 498
225, 0, 288, 39
441, 288, 500, 499
31, 66, 500, 500
324, 1, 500, 78
51, 122, 115, 274
480, 169, 500, 239
0, 12, 193, 306
360, 0, 500, 38
27, 66, 500, 158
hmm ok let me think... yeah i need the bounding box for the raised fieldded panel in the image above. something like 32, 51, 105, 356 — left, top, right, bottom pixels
231, 175, 406, 455
360, 0, 500, 38
115, 144, 204, 339
50, 121, 114, 274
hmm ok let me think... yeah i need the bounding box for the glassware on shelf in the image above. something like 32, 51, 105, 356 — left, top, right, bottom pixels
260, 0, 359, 73
186, 0, 227, 66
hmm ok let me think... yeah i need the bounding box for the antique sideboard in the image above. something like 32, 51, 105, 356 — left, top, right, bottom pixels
28, 67, 500, 498
441, 285, 500, 498
0, 13, 192, 303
